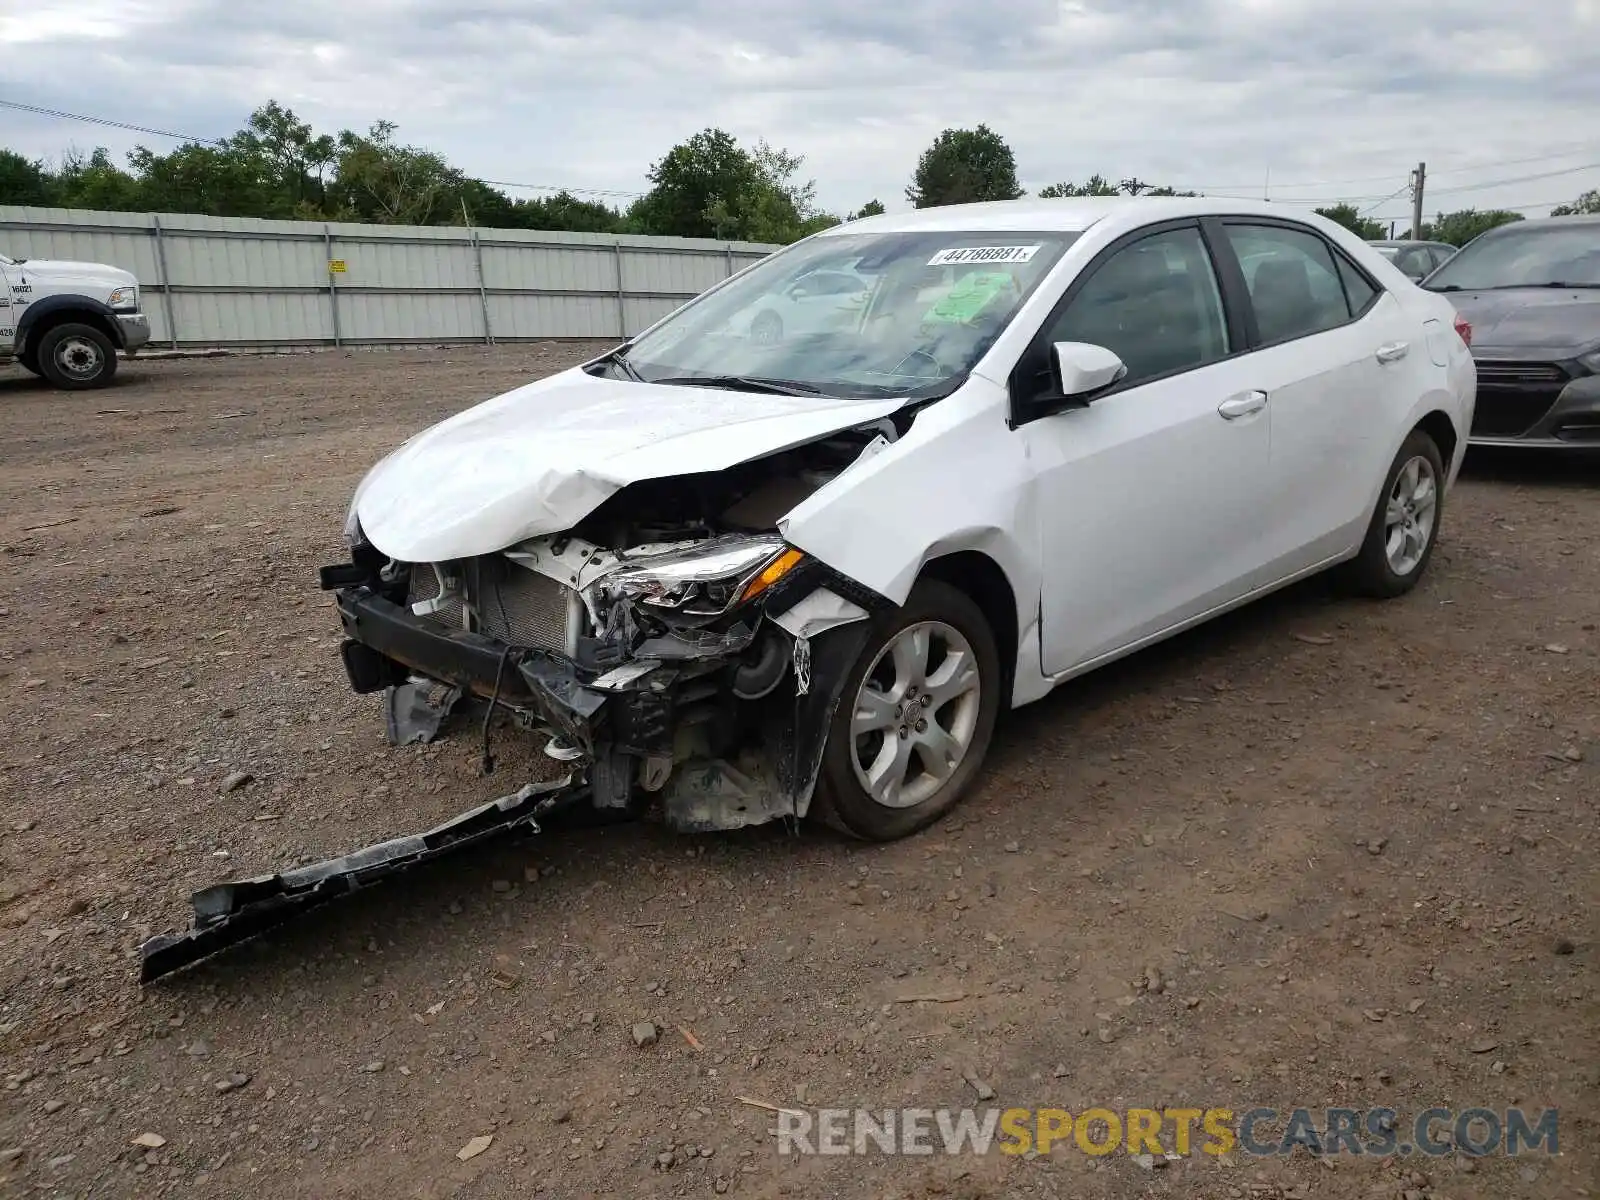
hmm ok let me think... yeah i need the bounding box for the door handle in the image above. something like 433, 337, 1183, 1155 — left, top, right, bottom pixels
1217, 390, 1268, 420
1375, 341, 1410, 363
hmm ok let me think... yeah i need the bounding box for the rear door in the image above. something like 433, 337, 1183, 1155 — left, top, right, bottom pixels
1210, 218, 1415, 577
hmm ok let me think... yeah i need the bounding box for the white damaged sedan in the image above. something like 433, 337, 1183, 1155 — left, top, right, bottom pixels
326, 196, 1476, 842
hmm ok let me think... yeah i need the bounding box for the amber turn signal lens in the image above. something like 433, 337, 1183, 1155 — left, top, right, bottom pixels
739, 548, 805, 603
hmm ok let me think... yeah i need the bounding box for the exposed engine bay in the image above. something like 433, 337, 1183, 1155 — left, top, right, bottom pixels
328, 425, 896, 839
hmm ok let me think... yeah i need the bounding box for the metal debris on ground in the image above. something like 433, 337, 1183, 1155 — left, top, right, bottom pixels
139, 775, 587, 984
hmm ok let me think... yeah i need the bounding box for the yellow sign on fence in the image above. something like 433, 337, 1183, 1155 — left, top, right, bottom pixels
328, 260, 347, 274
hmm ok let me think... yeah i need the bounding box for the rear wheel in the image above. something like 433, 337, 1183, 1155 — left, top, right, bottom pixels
1338, 428, 1445, 598
37, 322, 118, 390
813, 580, 1000, 841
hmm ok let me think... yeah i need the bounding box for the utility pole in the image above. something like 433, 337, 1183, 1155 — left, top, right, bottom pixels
1410, 162, 1426, 241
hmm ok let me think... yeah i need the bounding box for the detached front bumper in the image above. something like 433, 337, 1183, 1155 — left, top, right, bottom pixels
334, 587, 609, 753
116, 312, 151, 354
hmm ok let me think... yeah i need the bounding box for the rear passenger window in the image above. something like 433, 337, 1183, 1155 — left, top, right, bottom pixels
1335, 253, 1379, 314
1225, 224, 1355, 344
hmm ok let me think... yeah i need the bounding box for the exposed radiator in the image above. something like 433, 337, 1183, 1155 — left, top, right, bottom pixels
407, 559, 576, 654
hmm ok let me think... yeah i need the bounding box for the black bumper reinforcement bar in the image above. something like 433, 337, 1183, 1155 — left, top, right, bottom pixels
138, 775, 588, 984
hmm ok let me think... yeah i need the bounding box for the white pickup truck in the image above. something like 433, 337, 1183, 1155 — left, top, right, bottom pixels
1, 251, 151, 389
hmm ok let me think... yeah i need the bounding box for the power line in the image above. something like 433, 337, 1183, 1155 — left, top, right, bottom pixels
1359, 183, 1413, 217
0, 99, 228, 148
0, 96, 641, 200
1427, 161, 1600, 197
1175, 139, 1600, 194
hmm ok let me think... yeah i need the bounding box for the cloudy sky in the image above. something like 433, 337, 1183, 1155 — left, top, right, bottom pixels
2, 0, 1597, 227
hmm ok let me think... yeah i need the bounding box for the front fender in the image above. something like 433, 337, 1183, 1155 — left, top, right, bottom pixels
16, 294, 124, 351
780, 377, 1044, 700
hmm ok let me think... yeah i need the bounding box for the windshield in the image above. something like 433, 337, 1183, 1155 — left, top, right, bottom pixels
1424, 223, 1600, 290
610, 230, 1078, 397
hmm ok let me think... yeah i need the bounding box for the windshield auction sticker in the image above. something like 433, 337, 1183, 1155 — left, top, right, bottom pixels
927, 245, 1042, 267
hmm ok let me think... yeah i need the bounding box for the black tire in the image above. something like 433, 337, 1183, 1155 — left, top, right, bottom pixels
17, 349, 42, 377
1337, 428, 1446, 598
36, 322, 118, 390
812, 579, 1001, 842
751, 310, 783, 345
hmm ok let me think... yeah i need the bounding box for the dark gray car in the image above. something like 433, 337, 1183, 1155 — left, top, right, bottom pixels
1369, 239, 1457, 282
1421, 216, 1600, 448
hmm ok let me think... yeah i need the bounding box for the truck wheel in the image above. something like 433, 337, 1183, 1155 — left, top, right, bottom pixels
37, 323, 119, 390
18, 349, 43, 377
812, 579, 1000, 841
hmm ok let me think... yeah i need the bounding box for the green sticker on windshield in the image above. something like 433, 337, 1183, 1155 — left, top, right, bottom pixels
921, 271, 1017, 325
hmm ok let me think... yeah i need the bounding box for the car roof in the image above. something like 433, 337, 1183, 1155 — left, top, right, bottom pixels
1369, 239, 1451, 249
821, 196, 1337, 238
1482, 214, 1600, 232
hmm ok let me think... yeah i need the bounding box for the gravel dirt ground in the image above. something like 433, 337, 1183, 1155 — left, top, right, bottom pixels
0, 346, 1595, 1200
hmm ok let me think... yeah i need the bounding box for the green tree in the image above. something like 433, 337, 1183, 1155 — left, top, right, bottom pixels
329, 121, 466, 225
1551, 190, 1600, 217
627, 128, 829, 242
509, 190, 623, 233
1036, 175, 1198, 199
905, 125, 1023, 208
227, 101, 338, 214
0, 150, 58, 206
1420, 208, 1524, 247
1314, 203, 1387, 240
127, 142, 280, 217
1037, 174, 1119, 198
847, 199, 886, 220
51, 147, 142, 210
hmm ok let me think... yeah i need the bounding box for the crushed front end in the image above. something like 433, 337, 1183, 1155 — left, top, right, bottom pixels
324, 440, 890, 833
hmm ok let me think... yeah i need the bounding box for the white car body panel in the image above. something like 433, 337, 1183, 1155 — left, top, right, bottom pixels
352, 366, 909, 563
350, 196, 1476, 714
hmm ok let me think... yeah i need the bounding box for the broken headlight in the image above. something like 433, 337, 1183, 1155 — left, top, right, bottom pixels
604, 534, 804, 619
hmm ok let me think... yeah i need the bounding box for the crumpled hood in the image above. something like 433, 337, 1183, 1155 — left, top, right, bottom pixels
1445, 288, 1600, 359
353, 365, 909, 562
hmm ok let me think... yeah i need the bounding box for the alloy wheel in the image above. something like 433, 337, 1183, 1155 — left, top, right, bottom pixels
1383, 454, 1438, 576
849, 620, 982, 809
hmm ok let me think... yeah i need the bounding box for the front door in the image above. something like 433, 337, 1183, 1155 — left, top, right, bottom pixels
1017, 223, 1273, 675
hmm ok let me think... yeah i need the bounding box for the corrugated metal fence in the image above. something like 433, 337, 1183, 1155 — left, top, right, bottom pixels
0, 206, 779, 349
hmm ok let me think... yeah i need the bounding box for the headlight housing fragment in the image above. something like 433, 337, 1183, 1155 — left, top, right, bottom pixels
604, 534, 805, 620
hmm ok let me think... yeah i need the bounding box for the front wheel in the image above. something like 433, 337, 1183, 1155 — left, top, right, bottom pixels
813, 580, 1001, 841
1337, 428, 1446, 598
37, 323, 119, 390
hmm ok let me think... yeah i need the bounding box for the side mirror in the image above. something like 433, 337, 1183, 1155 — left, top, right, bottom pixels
1009, 341, 1128, 429
1052, 341, 1128, 399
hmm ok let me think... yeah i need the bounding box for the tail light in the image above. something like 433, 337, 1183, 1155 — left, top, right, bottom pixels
1453, 312, 1472, 347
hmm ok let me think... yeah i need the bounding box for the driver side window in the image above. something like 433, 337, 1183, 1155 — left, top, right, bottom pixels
1045, 227, 1231, 388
